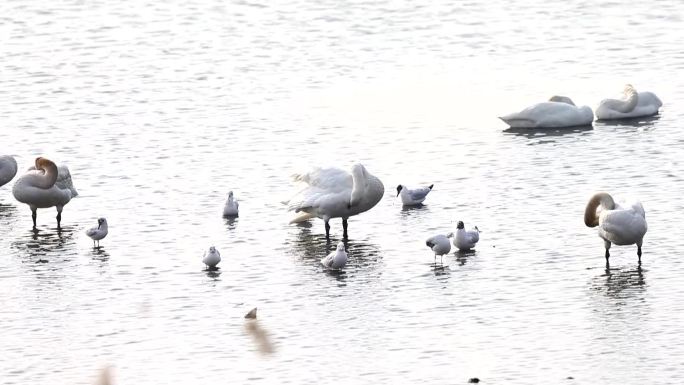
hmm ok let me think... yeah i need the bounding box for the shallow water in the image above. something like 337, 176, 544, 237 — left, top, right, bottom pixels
2, 0, 684, 383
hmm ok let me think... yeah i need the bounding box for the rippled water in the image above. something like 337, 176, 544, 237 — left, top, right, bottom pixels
2, 0, 684, 383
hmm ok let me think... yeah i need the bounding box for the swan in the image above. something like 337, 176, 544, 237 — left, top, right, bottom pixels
584, 192, 647, 265
595, 84, 662, 120
321, 241, 348, 269
396, 184, 433, 206
202, 246, 221, 268
284, 163, 384, 239
426, 233, 451, 264
0, 155, 18, 188
499, 96, 594, 128
85, 217, 108, 247
223, 191, 239, 217
12, 157, 78, 228
451, 221, 480, 251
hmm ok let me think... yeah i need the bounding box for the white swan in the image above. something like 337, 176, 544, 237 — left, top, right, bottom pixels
451, 221, 480, 251
202, 246, 221, 268
12, 157, 78, 228
85, 217, 108, 247
284, 163, 384, 239
499, 96, 594, 128
321, 241, 348, 269
426, 233, 451, 264
396, 184, 433, 206
595, 84, 662, 120
0, 155, 18, 188
584, 192, 647, 265
223, 191, 239, 217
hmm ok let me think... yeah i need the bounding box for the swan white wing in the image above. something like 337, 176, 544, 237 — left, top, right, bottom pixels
286, 167, 352, 212
56, 165, 78, 197
501, 102, 592, 128
292, 167, 352, 192
599, 209, 647, 245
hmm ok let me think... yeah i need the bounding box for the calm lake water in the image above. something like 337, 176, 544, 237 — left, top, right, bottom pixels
2, 0, 684, 384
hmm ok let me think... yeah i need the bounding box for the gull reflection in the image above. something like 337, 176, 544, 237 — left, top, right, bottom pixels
224, 216, 238, 230
454, 249, 477, 266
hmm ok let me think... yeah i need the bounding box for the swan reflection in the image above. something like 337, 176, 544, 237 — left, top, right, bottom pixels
593, 264, 646, 300
503, 125, 593, 143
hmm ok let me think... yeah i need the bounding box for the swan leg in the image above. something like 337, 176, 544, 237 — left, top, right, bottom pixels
637, 245, 642, 262
324, 220, 330, 239
342, 218, 348, 239
604, 240, 611, 264
31, 208, 37, 228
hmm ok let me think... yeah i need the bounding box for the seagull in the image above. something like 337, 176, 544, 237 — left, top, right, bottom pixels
426, 233, 451, 264
584, 192, 647, 266
85, 217, 108, 247
284, 163, 384, 239
321, 241, 348, 269
453, 221, 480, 251
12, 157, 78, 228
223, 191, 239, 217
202, 246, 221, 269
396, 184, 433, 206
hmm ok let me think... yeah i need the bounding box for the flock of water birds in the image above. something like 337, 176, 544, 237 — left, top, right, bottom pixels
0, 84, 659, 273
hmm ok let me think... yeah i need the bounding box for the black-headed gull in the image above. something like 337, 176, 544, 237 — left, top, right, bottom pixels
85, 217, 108, 247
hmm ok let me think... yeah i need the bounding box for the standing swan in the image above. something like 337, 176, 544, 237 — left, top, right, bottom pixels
584, 192, 647, 266
0, 155, 18, 188
12, 157, 78, 228
284, 163, 384, 239
595, 84, 662, 120
499, 96, 594, 128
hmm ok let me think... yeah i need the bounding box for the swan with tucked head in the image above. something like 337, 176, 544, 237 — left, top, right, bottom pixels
12, 157, 78, 228
499, 95, 594, 128
584, 192, 647, 266
596, 84, 662, 120
0, 155, 18, 189
285, 163, 384, 239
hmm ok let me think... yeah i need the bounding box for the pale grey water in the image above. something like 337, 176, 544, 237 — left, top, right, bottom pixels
1, 0, 684, 384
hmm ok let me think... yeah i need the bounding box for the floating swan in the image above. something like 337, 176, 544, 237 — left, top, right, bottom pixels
321, 241, 348, 269
202, 246, 221, 268
284, 163, 384, 239
12, 157, 78, 228
223, 191, 239, 217
584, 192, 647, 265
396, 184, 433, 206
595, 84, 662, 120
451, 221, 480, 251
499, 96, 594, 128
426, 233, 451, 264
85, 217, 108, 247
0, 155, 18, 188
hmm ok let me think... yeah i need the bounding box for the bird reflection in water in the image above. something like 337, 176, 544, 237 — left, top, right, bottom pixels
596, 263, 646, 300
224, 216, 238, 230
205, 269, 222, 280
90, 245, 110, 264
455, 249, 477, 266
243, 309, 275, 356
503, 125, 593, 145
13, 225, 75, 262
595, 114, 660, 129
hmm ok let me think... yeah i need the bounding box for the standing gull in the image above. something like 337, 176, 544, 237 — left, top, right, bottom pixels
85, 217, 108, 247
426, 234, 451, 265
284, 163, 384, 239
453, 221, 480, 251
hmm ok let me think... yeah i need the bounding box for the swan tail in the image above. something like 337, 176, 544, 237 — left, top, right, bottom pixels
289, 211, 315, 224
499, 116, 536, 128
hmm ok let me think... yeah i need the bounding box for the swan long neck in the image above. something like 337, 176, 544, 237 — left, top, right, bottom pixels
584, 192, 615, 227
617, 85, 638, 113
33, 157, 59, 189
349, 165, 366, 207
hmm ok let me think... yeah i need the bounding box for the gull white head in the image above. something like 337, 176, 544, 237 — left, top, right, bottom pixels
336, 241, 345, 252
